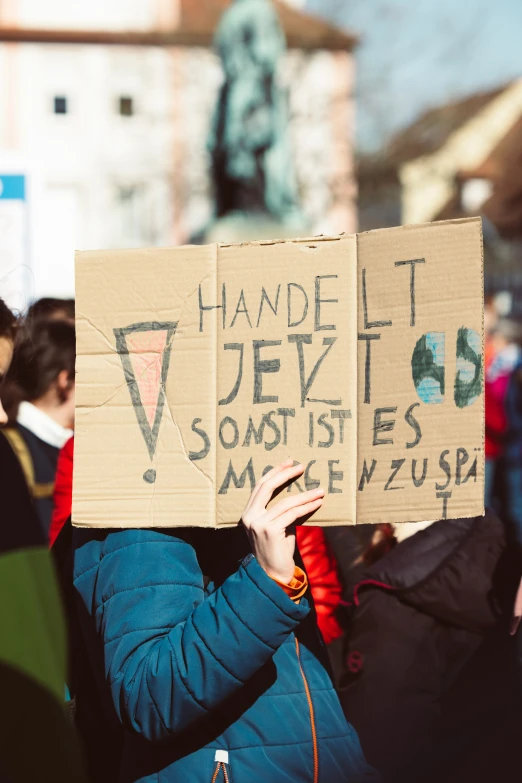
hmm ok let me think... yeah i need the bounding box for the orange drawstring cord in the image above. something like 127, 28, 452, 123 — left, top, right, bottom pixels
295, 637, 319, 783
211, 761, 229, 783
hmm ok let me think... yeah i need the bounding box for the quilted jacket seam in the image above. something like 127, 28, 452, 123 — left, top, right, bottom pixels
111, 640, 146, 689
167, 631, 209, 715
220, 586, 277, 651
105, 625, 173, 645
189, 615, 244, 685
143, 646, 172, 737
122, 667, 132, 713
95, 582, 203, 614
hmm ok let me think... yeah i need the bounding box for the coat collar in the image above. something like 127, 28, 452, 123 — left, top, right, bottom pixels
17, 401, 73, 449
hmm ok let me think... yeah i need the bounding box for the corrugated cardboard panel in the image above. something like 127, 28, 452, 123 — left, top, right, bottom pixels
214, 236, 358, 526
356, 217, 484, 524
73, 245, 217, 528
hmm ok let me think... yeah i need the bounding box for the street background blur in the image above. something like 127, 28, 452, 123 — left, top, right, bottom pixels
1, 0, 522, 312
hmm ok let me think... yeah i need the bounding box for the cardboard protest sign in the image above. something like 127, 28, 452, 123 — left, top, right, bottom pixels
73, 217, 484, 529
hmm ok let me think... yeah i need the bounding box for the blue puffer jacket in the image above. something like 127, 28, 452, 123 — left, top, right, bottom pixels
73, 526, 378, 783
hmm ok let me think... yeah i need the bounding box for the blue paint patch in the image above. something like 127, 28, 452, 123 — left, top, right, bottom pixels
426, 332, 444, 365
417, 377, 444, 404
412, 331, 445, 404
0, 175, 25, 200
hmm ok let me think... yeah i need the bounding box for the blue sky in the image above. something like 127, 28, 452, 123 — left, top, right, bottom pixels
307, 0, 522, 151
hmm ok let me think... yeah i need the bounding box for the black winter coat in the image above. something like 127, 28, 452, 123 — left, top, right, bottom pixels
339, 511, 522, 783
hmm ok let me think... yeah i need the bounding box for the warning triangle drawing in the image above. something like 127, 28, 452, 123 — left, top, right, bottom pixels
114, 321, 178, 483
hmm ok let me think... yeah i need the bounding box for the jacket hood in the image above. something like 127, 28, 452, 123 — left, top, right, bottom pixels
361, 511, 514, 634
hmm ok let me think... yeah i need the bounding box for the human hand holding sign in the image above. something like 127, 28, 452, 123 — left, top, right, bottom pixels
241, 459, 325, 584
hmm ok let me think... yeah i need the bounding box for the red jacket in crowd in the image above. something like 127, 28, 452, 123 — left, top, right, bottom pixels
296, 525, 344, 644
49, 436, 74, 548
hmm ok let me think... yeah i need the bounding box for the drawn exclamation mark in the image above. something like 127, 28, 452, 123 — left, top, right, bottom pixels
114, 321, 178, 483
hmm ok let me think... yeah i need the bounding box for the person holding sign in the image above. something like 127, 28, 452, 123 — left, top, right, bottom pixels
72, 459, 379, 783
71, 217, 485, 782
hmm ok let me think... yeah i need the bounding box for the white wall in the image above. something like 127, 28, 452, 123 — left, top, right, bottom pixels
285, 49, 356, 235
14, 0, 161, 30
0, 41, 176, 301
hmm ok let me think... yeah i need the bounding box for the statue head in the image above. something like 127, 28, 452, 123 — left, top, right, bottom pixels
214, 0, 285, 82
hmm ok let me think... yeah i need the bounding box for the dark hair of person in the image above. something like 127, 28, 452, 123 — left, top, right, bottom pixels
27, 297, 75, 324
6, 320, 75, 408
0, 297, 18, 341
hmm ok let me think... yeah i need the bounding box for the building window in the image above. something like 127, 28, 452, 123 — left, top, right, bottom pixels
119, 96, 134, 117
117, 185, 147, 246
54, 96, 68, 115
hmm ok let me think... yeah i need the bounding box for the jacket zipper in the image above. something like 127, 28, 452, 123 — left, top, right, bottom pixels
295, 637, 319, 783
211, 761, 229, 783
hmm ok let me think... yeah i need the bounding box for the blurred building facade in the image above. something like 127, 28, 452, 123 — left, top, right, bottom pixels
358, 79, 522, 311
0, 0, 356, 305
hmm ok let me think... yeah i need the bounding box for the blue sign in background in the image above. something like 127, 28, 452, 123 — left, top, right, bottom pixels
0, 175, 26, 200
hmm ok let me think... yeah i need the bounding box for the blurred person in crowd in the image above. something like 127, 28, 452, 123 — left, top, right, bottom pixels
3, 320, 75, 537
339, 513, 521, 783
0, 297, 86, 783
484, 317, 522, 507
484, 294, 499, 371
27, 296, 75, 325
501, 329, 522, 553
72, 460, 379, 783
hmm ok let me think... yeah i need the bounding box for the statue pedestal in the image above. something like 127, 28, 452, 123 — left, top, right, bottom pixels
204, 210, 310, 244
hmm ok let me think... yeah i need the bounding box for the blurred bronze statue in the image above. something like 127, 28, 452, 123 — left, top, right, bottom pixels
206, 0, 306, 242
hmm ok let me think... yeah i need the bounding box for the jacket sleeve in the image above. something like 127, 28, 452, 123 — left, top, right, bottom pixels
297, 526, 344, 644
73, 533, 309, 742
